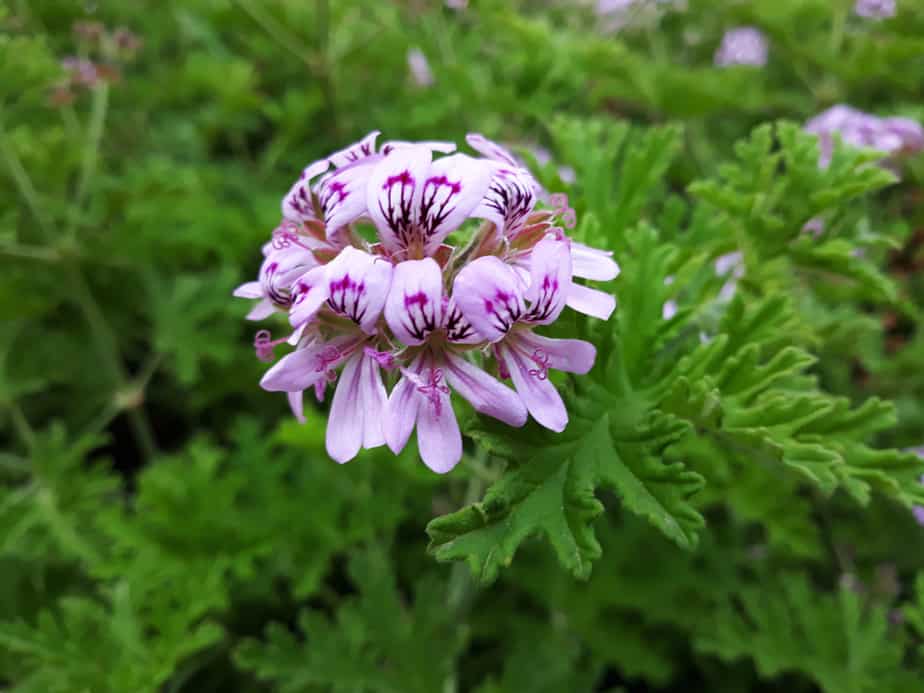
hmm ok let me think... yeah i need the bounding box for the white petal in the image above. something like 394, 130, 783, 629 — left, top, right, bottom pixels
317, 159, 376, 233
418, 153, 493, 254
415, 382, 462, 474
246, 298, 276, 321
326, 353, 365, 463
328, 131, 381, 168
566, 283, 615, 321
466, 133, 519, 166
524, 238, 572, 325
571, 242, 620, 281
288, 265, 330, 327
452, 256, 526, 343
516, 331, 596, 375
359, 352, 387, 449
471, 165, 537, 237
367, 145, 432, 253
233, 281, 262, 299
384, 369, 420, 455
443, 352, 526, 426
323, 247, 394, 334
288, 391, 306, 423
384, 258, 444, 346
281, 161, 329, 223
444, 297, 481, 344
499, 342, 568, 432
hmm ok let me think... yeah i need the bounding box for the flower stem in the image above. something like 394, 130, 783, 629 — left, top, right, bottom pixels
70, 83, 109, 237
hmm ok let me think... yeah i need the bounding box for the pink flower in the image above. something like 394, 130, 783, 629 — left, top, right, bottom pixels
260, 247, 394, 463
714, 27, 768, 68
855, 0, 896, 20
382, 258, 527, 472
467, 134, 619, 321
234, 133, 618, 472
407, 48, 434, 88
805, 105, 924, 169
453, 239, 595, 432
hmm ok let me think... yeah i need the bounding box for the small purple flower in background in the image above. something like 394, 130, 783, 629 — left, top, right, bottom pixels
407, 48, 434, 88
714, 27, 768, 68
234, 133, 617, 472
804, 105, 924, 169
911, 448, 924, 526
445, 0, 468, 8
715, 251, 744, 302
595, 0, 684, 34
855, 0, 897, 20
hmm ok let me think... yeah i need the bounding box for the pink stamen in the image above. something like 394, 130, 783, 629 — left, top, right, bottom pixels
417, 368, 450, 418
549, 193, 576, 229
528, 348, 551, 380
363, 346, 397, 370
272, 227, 312, 250
314, 345, 342, 373
253, 330, 288, 362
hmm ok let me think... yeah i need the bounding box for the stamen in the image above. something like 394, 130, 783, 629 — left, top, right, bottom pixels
549, 193, 576, 229
272, 226, 312, 250
528, 348, 551, 380
416, 368, 450, 418
253, 330, 288, 362
363, 346, 397, 370
314, 345, 342, 373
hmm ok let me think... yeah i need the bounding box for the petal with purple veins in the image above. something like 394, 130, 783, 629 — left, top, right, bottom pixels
465, 133, 519, 167
323, 247, 394, 334
384, 258, 444, 346
418, 153, 493, 254
328, 130, 381, 168
288, 265, 330, 327
367, 145, 432, 253
316, 158, 376, 234
524, 238, 572, 325
472, 165, 537, 237
452, 256, 526, 343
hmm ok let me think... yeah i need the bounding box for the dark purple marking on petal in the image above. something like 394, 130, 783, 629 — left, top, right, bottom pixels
378, 170, 419, 247
445, 302, 476, 342
485, 169, 535, 236
418, 174, 463, 240
525, 273, 560, 322
327, 273, 369, 325
400, 290, 438, 341
483, 288, 522, 335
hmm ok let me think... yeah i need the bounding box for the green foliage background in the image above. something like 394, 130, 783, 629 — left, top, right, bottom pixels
2, 0, 924, 690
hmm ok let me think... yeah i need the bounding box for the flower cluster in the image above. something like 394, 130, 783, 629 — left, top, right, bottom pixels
805, 105, 924, 169
235, 133, 618, 472
51, 22, 142, 106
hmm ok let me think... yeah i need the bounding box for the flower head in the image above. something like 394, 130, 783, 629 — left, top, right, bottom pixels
714, 27, 768, 68
234, 133, 617, 472
805, 105, 924, 168
855, 0, 896, 20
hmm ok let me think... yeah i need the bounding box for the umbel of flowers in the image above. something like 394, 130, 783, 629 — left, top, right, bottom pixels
234, 133, 618, 472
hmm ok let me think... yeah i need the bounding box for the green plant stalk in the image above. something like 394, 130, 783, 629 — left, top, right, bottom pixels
0, 117, 158, 461
69, 83, 109, 238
